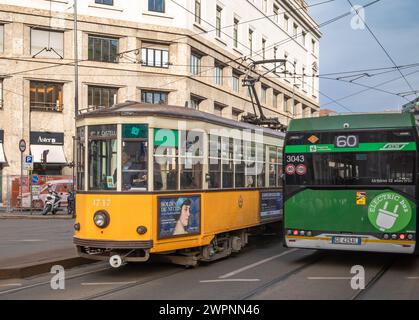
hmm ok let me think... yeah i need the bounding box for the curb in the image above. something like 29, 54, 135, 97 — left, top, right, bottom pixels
0, 256, 93, 280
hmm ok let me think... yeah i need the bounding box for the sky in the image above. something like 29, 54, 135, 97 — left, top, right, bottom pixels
306, 0, 419, 113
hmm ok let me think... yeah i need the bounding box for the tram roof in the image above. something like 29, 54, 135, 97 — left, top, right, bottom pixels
78, 101, 285, 139
288, 112, 416, 132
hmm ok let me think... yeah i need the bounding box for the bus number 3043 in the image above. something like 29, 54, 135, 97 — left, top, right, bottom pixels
286, 155, 305, 163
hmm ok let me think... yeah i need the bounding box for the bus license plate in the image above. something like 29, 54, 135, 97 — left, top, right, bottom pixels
332, 236, 361, 245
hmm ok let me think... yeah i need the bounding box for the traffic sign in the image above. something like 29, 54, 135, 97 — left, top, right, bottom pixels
32, 174, 39, 185
24, 155, 34, 170
19, 139, 26, 153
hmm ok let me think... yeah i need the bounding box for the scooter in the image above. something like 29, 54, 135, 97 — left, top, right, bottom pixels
42, 189, 62, 215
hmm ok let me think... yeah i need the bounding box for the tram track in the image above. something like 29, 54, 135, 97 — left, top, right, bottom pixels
350, 257, 396, 300
239, 250, 326, 300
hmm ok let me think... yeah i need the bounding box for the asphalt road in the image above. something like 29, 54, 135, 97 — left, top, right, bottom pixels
0, 219, 74, 261
0, 233, 418, 300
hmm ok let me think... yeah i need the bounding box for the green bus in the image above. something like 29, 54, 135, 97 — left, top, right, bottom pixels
283, 113, 417, 254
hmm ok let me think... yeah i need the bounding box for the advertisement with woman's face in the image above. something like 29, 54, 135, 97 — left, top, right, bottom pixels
158, 196, 201, 239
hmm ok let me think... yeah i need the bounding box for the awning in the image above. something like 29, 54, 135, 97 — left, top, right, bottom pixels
0, 143, 6, 163
30, 145, 67, 164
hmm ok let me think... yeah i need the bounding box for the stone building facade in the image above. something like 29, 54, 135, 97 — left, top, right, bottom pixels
0, 0, 320, 204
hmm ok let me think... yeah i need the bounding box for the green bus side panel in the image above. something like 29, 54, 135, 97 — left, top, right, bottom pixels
285, 189, 416, 234
288, 113, 415, 132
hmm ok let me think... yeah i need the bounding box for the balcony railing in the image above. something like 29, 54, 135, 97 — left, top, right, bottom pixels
30, 103, 63, 112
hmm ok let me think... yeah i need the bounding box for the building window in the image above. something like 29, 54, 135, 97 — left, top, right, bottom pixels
95, 0, 113, 5
190, 52, 202, 75
189, 96, 202, 110
232, 109, 242, 121
88, 86, 118, 109
284, 15, 289, 32
302, 31, 307, 46
31, 29, 64, 59
0, 25, 4, 53
214, 103, 224, 117
273, 5, 279, 23
233, 18, 239, 48
302, 67, 306, 91
312, 39, 316, 54
249, 29, 253, 56
0, 79, 3, 108
216, 6, 222, 38
30, 81, 63, 112
142, 90, 168, 104
293, 23, 298, 37
312, 68, 317, 96
88, 35, 118, 63
148, 0, 165, 13
232, 72, 240, 93
262, 38, 266, 60
214, 63, 224, 86
273, 46, 278, 72
195, 0, 201, 24
141, 45, 169, 68
261, 86, 268, 104
273, 91, 278, 109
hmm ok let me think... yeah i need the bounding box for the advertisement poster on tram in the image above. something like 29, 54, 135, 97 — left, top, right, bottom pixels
158, 195, 201, 239
260, 191, 283, 221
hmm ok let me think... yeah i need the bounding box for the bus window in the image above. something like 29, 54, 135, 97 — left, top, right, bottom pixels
121, 124, 148, 191
154, 128, 179, 191
88, 125, 117, 191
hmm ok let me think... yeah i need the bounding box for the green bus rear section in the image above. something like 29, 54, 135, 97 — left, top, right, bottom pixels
285, 113, 417, 236
285, 189, 416, 234
288, 113, 416, 132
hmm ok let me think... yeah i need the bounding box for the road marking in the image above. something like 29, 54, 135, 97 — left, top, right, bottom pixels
219, 249, 298, 279
307, 277, 353, 280
81, 281, 137, 286
406, 277, 419, 280
200, 279, 260, 283
6, 239, 45, 242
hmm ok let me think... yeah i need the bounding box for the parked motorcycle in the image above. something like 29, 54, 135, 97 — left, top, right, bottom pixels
42, 188, 62, 215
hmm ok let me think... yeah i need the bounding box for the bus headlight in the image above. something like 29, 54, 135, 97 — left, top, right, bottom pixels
93, 211, 110, 229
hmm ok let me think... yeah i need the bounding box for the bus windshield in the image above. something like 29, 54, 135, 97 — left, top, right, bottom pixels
285, 129, 416, 186
285, 151, 415, 186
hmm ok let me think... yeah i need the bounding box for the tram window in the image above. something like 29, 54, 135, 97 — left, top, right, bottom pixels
154, 128, 179, 191
256, 162, 266, 187
88, 125, 117, 191
121, 141, 148, 191
208, 161, 221, 189
223, 160, 234, 188
180, 131, 204, 190
154, 156, 178, 190
121, 124, 148, 191
76, 127, 86, 190
245, 162, 256, 188
235, 161, 245, 188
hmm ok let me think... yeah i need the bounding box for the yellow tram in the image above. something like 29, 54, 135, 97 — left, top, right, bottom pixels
74, 102, 284, 267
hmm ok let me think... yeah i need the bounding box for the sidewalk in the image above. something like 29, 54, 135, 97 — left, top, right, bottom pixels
0, 219, 91, 280
0, 208, 74, 220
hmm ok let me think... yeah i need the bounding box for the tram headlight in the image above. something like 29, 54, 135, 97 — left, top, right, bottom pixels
137, 226, 148, 235
93, 211, 110, 229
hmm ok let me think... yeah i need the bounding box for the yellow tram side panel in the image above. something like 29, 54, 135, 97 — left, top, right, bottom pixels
75, 191, 262, 253
153, 190, 262, 252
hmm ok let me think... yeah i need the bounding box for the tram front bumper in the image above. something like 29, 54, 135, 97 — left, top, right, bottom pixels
74, 237, 153, 262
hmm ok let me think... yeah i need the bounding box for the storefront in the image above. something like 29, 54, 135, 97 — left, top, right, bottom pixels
0, 130, 6, 203
30, 131, 67, 175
